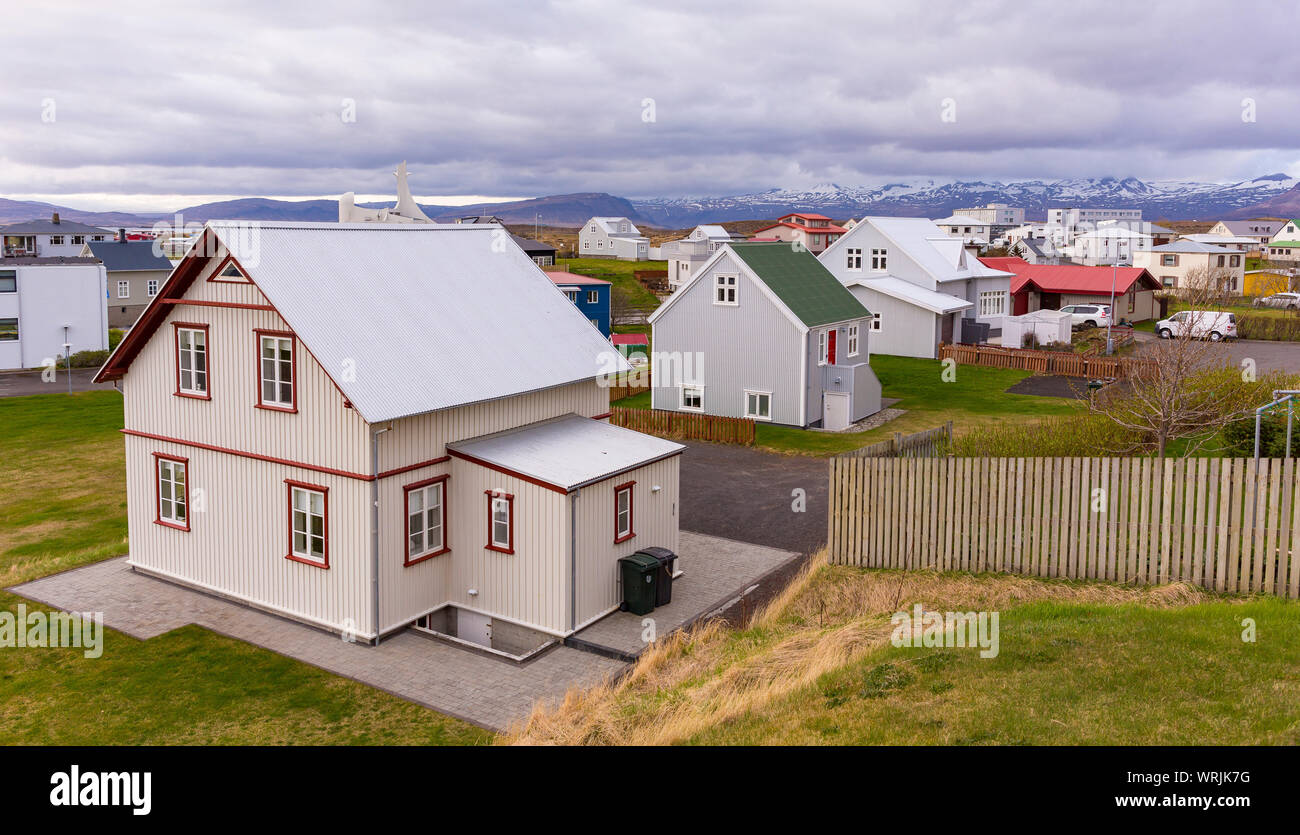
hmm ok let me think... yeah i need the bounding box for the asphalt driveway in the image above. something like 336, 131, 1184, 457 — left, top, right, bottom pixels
1133, 333, 1300, 375
0, 368, 116, 397
679, 441, 828, 555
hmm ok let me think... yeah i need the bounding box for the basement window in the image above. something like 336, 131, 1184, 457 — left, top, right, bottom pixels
681, 385, 704, 411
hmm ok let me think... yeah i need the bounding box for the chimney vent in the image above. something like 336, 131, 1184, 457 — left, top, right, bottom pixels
52, 212, 60, 224
118, 228, 127, 242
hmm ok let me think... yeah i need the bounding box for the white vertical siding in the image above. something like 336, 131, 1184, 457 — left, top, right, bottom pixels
572, 456, 681, 627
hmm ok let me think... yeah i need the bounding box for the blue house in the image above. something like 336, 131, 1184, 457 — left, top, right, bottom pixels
548, 272, 611, 337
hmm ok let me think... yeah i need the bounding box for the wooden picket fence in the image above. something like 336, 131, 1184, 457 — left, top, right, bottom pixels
827, 455, 1300, 598
610, 407, 755, 445
850, 421, 953, 458
938, 343, 1154, 379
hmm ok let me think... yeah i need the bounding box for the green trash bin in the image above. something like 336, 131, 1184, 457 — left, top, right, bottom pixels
618, 553, 659, 615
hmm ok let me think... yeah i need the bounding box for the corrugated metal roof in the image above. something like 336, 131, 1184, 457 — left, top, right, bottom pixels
448, 413, 684, 491
0, 218, 112, 235
847, 276, 972, 314
825, 217, 1012, 282
210, 221, 628, 424
1149, 240, 1236, 253
980, 256, 1159, 295
728, 242, 870, 327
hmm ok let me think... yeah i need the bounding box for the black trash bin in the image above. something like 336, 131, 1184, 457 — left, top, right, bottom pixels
618, 553, 659, 615
636, 547, 677, 606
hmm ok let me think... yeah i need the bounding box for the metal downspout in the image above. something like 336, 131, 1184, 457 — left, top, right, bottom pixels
569, 487, 580, 632
370, 424, 393, 644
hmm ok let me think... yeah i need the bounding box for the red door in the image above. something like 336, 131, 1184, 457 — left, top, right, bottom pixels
827, 329, 837, 365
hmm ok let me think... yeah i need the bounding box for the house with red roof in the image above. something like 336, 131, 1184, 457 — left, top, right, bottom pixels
749, 213, 847, 254
979, 256, 1163, 323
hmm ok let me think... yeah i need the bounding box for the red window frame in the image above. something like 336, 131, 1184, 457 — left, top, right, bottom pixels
404, 475, 451, 566
285, 479, 329, 568
485, 490, 515, 554
172, 321, 211, 400
614, 480, 636, 544
254, 329, 298, 413
153, 452, 190, 531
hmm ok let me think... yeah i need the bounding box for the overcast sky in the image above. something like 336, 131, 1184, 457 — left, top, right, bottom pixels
3, 0, 1299, 211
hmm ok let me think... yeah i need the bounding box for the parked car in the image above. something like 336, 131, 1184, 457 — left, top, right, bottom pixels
1155, 310, 1237, 341
1253, 292, 1300, 309
1058, 303, 1112, 329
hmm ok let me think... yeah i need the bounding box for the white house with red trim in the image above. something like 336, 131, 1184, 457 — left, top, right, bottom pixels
94, 221, 682, 653
749, 213, 847, 254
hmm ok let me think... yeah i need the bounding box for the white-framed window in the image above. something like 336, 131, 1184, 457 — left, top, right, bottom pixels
71, 235, 85, 245
978, 291, 1007, 317
583, 240, 591, 249
147, 279, 159, 296
0, 318, 17, 341
871, 312, 882, 332
487, 491, 514, 553
590, 318, 600, 328
714, 274, 737, 305
871, 248, 887, 270
586, 290, 599, 304
614, 481, 635, 543
846, 248, 862, 270
744, 390, 771, 420
155, 454, 188, 530
175, 325, 208, 397
405, 477, 448, 563
847, 324, 860, 357
49, 235, 64, 245
91, 235, 105, 241
117, 280, 130, 298
565, 290, 578, 302
257, 332, 295, 410
288, 482, 327, 566
596, 240, 604, 248
681, 385, 704, 411
817, 329, 828, 365
0, 270, 15, 293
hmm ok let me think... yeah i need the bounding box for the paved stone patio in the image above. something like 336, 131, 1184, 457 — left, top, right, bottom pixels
10, 530, 798, 732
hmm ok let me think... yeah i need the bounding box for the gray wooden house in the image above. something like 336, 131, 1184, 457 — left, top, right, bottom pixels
648, 242, 881, 430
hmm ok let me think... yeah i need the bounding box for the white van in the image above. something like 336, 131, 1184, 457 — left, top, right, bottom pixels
1154, 310, 1237, 341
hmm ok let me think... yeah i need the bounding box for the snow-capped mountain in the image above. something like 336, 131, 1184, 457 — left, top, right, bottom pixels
631, 174, 1300, 227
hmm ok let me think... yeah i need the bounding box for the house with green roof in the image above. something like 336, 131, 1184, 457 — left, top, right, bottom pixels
1266, 220, 1300, 262
647, 242, 882, 429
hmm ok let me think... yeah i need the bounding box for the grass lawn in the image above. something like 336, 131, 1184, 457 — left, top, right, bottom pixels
559, 257, 666, 309
510, 558, 1300, 745
613, 355, 1083, 456
0, 392, 492, 745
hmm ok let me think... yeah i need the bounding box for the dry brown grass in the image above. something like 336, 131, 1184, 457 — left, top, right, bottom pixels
504, 553, 1222, 746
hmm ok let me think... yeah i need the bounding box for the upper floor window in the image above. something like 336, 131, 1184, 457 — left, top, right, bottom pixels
0, 270, 15, 293
257, 331, 296, 411
714, 274, 737, 305
117, 281, 130, 299
1162, 254, 1178, 267
405, 476, 449, 565
486, 491, 514, 554
846, 248, 862, 270
871, 248, 887, 271
49, 235, 64, 245
174, 324, 209, 398
871, 312, 882, 332
287, 481, 328, 567
147, 279, 159, 297
1230, 255, 1240, 267
71, 235, 85, 245
565, 290, 578, 302
847, 324, 860, 357
586, 290, 599, 304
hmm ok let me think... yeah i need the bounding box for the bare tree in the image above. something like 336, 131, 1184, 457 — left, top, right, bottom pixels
1089, 281, 1276, 456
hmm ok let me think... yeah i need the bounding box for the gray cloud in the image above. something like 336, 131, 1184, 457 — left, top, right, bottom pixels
2, 0, 1298, 208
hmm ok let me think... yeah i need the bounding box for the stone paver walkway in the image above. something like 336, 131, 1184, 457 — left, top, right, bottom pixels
10, 530, 798, 732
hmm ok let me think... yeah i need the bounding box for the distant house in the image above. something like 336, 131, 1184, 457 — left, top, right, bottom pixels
1180, 233, 1257, 252
0, 257, 108, 370
1067, 225, 1154, 266
92, 220, 682, 647
611, 332, 648, 361
1008, 237, 1058, 264
955, 203, 1025, 236
548, 272, 611, 336
1208, 219, 1285, 248
1244, 268, 1299, 296
579, 217, 649, 261
86, 235, 176, 328
1266, 220, 1300, 262
980, 256, 1162, 323
932, 214, 992, 246
649, 242, 881, 430
453, 215, 556, 266
818, 217, 1015, 358
660, 225, 745, 288
749, 213, 846, 254
1, 214, 111, 259
1133, 241, 1244, 292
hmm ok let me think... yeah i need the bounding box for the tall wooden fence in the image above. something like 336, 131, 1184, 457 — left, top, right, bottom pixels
611, 407, 755, 445
939, 343, 1154, 379
850, 422, 953, 458
828, 455, 1300, 598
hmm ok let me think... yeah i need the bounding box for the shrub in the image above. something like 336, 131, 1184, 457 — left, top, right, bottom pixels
109, 328, 125, 350
66, 349, 110, 368
1236, 314, 1300, 341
